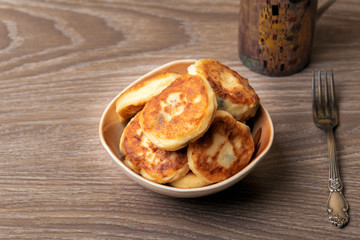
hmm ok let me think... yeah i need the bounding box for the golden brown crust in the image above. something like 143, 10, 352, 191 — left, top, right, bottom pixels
120, 112, 189, 184
139, 74, 217, 151
188, 59, 259, 121
201, 60, 258, 105
117, 104, 144, 123
116, 72, 181, 122
188, 110, 254, 183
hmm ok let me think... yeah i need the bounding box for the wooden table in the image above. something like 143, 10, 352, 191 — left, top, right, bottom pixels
1, 0, 359, 239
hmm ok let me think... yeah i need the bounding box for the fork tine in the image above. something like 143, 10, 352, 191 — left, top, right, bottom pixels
324, 70, 330, 116
330, 70, 336, 111
318, 70, 324, 117
330, 70, 339, 124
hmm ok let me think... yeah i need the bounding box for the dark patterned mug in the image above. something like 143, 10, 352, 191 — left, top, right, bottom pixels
238, 0, 336, 76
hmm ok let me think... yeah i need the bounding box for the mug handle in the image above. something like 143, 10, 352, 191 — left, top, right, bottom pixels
316, 0, 336, 21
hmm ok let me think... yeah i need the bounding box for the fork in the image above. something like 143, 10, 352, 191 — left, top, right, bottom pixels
312, 70, 349, 228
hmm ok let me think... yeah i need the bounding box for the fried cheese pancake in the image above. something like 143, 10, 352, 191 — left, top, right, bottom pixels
120, 112, 189, 184
188, 110, 254, 183
139, 74, 217, 151
170, 172, 209, 189
188, 59, 259, 121
116, 72, 181, 123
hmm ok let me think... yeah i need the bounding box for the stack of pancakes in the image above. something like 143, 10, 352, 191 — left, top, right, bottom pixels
117, 59, 259, 188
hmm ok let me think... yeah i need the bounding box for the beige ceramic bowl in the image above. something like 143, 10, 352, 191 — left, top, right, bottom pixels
99, 59, 274, 198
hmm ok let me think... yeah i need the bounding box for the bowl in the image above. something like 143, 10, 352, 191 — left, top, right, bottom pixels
99, 59, 274, 198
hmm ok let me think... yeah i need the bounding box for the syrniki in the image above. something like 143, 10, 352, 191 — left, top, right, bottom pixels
116, 72, 181, 122
170, 172, 209, 189
139, 74, 217, 151
188, 59, 259, 121
187, 110, 255, 183
120, 112, 189, 184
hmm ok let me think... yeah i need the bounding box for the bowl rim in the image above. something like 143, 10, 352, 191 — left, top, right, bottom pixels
99, 59, 274, 197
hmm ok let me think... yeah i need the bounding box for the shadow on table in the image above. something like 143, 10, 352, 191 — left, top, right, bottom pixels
168, 137, 289, 208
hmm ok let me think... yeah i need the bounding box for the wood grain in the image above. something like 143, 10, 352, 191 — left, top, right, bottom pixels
1, 0, 360, 239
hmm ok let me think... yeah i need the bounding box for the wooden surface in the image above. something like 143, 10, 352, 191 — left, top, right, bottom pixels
1, 0, 359, 239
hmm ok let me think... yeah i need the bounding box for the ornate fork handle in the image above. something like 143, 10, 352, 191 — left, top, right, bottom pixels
326, 129, 349, 227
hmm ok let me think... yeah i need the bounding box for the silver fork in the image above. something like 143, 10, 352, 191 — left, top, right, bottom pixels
312, 70, 349, 228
